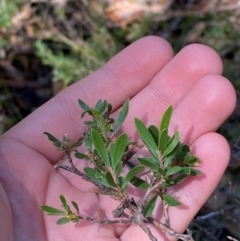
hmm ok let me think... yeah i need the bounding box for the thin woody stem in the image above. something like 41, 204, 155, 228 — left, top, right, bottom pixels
59, 164, 111, 193
163, 200, 170, 227
138, 178, 161, 213
136, 220, 157, 241
152, 220, 194, 241
81, 215, 133, 225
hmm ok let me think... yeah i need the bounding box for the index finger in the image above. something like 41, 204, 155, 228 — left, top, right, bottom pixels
5, 36, 174, 163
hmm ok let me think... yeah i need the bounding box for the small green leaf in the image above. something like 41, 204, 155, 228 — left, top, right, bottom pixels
108, 141, 115, 161
134, 118, 157, 150
43, 132, 62, 148
40, 205, 66, 215
73, 216, 80, 223
148, 125, 159, 145
113, 99, 129, 133
122, 165, 144, 190
84, 167, 99, 180
84, 121, 93, 125
71, 201, 80, 214
83, 135, 92, 151
95, 100, 104, 111
160, 106, 173, 133
176, 152, 191, 162
162, 131, 180, 157
163, 153, 176, 169
130, 176, 149, 189
180, 167, 191, 175
107, 103, 112, 116
118, 176, 124, 190
84, 167, 112, 188
190, 168, 201, 176
56, 217, 71, 225
91, 129, 110, 166
165, 166, 181, 177
162, 193, 181, 206
105, 172, 116, 187
112, 133, 128, 170
60, 195, 69, 212
115, 162, 122, 177
179, 144, 190, 152
78, 99, 90, 111
158, 128, 168, 152
74, 152, 89, 160
171, 174, 187, 185
184, 155, 200, 166
90, 109, 108, 137
137, 157, 159, 171
143, 194, 158, 217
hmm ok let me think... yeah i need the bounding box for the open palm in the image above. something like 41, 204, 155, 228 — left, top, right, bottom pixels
0, 36, 236, 241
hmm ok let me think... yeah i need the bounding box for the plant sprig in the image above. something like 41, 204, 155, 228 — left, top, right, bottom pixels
41, 99, 200, 241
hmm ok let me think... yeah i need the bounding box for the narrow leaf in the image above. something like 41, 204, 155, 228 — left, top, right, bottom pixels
71, 201, 80, 214
160, 106, 173, 133
185, 155, 200, 166
57, 217, 71, 225
143, 194, 158, 217
43, 132, 62, 148
95, 99, 103, 111
162, 193, 181, 206
122, 165, 144, 190
112, 133, 128, 170
171, 174, 187, 185
115, 161, 122, 177
84, 167, 101, 180
163, 153, 175, 170
162, 131, 180, 157
148, 125, 159, 145
180, 167, 191, 175
118, 176, 124, 190
78, 99, 90, 111
190, 168, 201, 176
179, 144, 190, 152
137, 157, 159, 171
84, 167, 112, 188
83, 135, 92, 151
134, 118, 157, 150
74, 152, 89, 160
113, 99, 129, 133
97, 100, 108, 113
130, 176, 149, 189
158, 128, 168, 152
90, 109, 107, 137
165, 166, 181, 177
91, 129, 110, 166
105, 172, 116, 187
176, 152, 191, 162
84, 121, 93, 125
107, 103, 112, 115
40, 205, 65, 215
60, 195, 69, 211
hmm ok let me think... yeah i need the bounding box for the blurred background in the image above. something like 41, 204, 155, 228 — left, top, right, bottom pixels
1, 0, 240, 240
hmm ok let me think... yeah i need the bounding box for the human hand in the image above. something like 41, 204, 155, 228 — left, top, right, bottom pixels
0, 36, 236, 241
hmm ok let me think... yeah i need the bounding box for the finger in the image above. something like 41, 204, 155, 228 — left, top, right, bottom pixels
5, 36, 174, 163
120, 133, 230, 241
170, 74, 236, 143
118, 44, 224, 136
0, 183, 12, 241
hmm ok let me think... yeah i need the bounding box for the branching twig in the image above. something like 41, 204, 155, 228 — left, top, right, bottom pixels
152, 220, 194, 241
42, 100, 201, 241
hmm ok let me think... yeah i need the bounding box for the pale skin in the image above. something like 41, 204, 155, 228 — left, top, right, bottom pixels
0, 36, 237, 241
